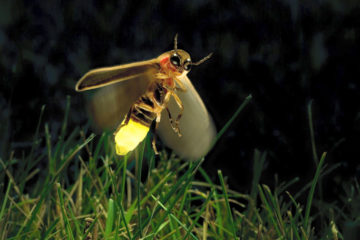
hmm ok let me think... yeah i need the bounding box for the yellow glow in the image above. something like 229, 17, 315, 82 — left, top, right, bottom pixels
114, 118, 150, 155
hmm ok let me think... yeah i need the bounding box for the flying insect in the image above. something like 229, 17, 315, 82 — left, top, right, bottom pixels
75, 35, 216, 160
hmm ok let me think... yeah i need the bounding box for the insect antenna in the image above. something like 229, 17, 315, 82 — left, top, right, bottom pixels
192, 52, 213, 66
174, 33, 178, 51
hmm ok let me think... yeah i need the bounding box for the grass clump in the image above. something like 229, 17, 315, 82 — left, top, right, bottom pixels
0, 95, 357, 239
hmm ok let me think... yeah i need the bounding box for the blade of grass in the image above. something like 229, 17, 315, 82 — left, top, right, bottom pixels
292, 162, 340, 203
139, 159, 204, 239
0, 181, 11, 222
121, 155, 128, 205
307, 100, 318, 165
41, 218, 60, 240
28, 105, 45, 164
60, 96, 71, 142
16, 133, 95, 238
53, 96, 71, 163
198, 167, 225, 237
105, 198, 115, 239
16, 181, 52, 237
45, 123, 54, 176
218, 170, 238, 239
307, 100, 324, 215
124, 171, 173, 223
68, 206, 82, 237
177, 181, 190, 217
118, 202, 132, 239
303, 152, 327, 233
250, 150, 266, 200
287, 210, 302, 240
262, 184, 285, 235
151, 195, 198, 240
56, 183, 74, 240
258, 184, 283, 237
213, 188, 224, 237
54, 133, 95, 177
245, 149, 266, 233
286, 191, 305, 224
183, 189, 214, 240
169, 215, 180, 240
276, 177, 300, 196
136, 140, 146, 238
212, 94, 252, 147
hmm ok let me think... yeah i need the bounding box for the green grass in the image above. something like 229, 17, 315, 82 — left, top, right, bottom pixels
0, 95, 358, 239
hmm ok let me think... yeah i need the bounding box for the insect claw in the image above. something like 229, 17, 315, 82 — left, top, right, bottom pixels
152, 138, 159, 155
175, 125, 182, 137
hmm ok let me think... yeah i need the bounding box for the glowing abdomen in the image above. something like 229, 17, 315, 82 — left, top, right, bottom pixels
114, 118, 150, 155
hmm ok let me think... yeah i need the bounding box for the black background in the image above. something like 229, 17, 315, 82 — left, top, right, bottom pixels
1, 0, 359, 200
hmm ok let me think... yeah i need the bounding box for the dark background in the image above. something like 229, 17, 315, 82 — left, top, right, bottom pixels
1, 0, 359, 199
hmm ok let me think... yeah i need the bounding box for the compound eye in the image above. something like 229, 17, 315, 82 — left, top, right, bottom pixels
183, 59, 192, 71
170, 53, 181, 67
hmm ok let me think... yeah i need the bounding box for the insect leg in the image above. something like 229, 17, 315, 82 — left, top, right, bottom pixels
155, 72, 170, 79
165, 107, 176, 131
171, 93, 184, 137
152, 113, 161, 155
164, 93, 182, 137
174, 78, 187, 92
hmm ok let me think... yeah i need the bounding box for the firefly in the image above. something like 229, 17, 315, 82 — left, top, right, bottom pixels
75, 35, 216, 160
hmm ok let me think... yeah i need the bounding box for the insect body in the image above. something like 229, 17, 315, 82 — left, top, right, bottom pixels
76, 35, 216, 160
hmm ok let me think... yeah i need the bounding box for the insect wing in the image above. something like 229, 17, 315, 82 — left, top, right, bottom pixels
76, 59, 159, 91
79, 60, 159, 131
157, 75, 216, 160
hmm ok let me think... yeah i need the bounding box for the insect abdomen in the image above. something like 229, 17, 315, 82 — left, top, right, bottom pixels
132, 97, 157, 126
114, 117, 150, 155
114, 94, 159, 155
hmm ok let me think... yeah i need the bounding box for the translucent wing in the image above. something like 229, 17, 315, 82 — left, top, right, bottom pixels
77, 59, 159, 131
75, 59, 159, 91
88, 75, 150, 132
157, 75, 216, 160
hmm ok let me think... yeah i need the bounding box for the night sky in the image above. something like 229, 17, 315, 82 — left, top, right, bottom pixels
1, 0, 359, 199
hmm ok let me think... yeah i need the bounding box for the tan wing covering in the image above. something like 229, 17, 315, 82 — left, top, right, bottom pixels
87, 68, 156, 132
157, 75, 216, 160
76, 59, 158, 91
